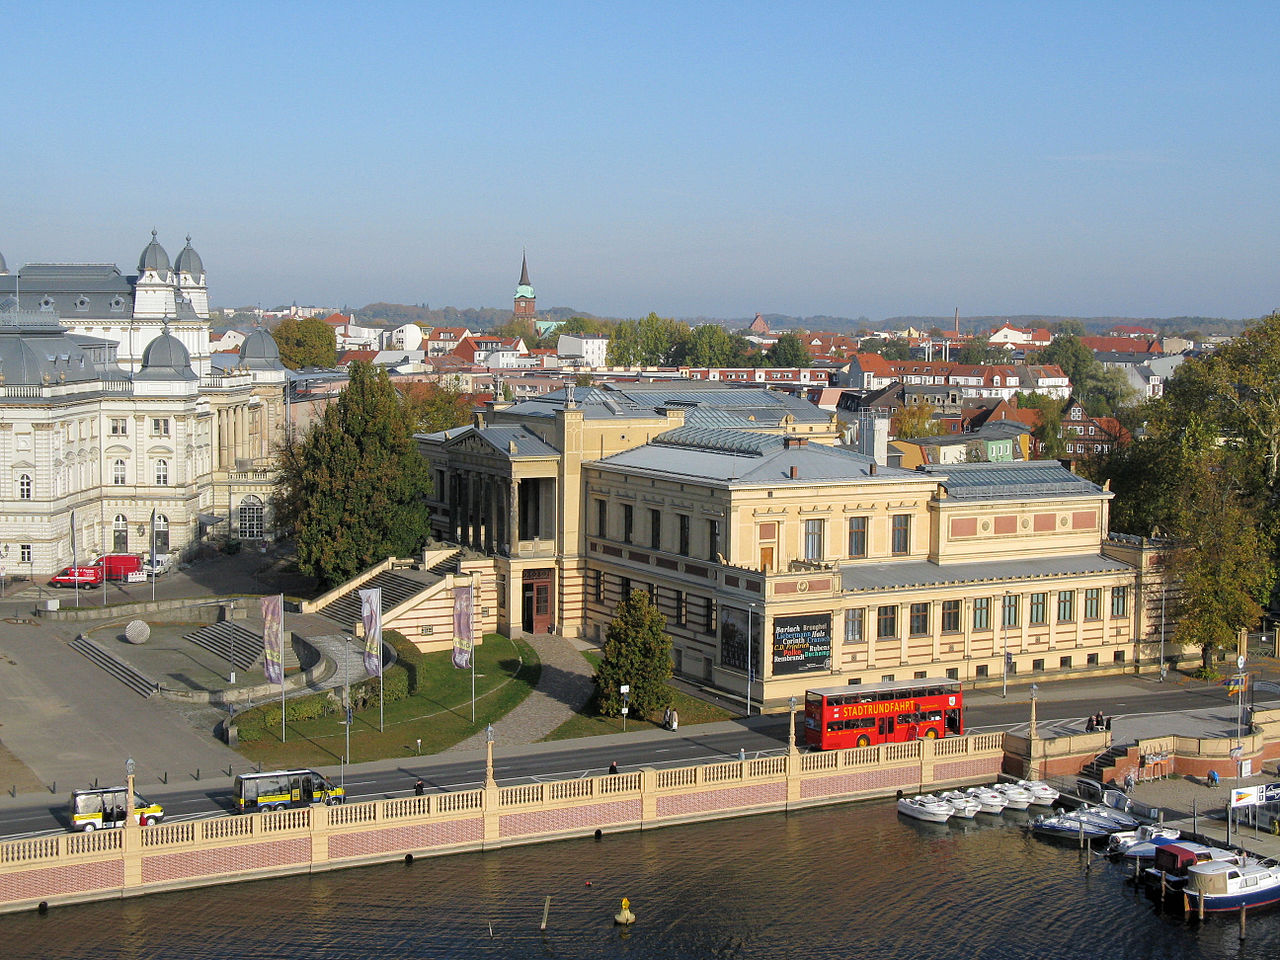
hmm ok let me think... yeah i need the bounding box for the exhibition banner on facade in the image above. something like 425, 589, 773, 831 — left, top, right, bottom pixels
261, 594, 284, 684
359, 587, 383, 677
772, 613, 832, 674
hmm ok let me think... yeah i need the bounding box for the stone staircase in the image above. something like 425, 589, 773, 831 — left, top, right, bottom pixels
68, 636, 156, 698
317, 569, 441, 627
1081, 743, 1130, 781
183, 622, 262, 672
425, 549, 462, 577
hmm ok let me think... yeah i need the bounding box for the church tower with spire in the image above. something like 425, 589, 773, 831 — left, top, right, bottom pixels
513, 251, 536, 320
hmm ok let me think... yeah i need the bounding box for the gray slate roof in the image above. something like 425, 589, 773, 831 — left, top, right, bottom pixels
502, 383, 832, 425
0, 312, 107, 386
916, 461, 1103, 501
841, 553, 1134, 592
0, 263, 134, 316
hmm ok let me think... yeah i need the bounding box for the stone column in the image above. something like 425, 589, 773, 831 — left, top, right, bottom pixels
509, 478, 521, 550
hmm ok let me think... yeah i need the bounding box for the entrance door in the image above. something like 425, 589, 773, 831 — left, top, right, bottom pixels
522, 586, 535, 633
759, 546, 774, 571
521, 570, 555, 634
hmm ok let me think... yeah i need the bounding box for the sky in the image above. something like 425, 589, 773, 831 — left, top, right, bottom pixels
3, 2, 1278, 321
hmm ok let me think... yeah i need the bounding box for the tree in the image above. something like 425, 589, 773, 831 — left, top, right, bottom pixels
673, 323, 747, 367
956, 336, 1007, 365
272, 317, 337, 370
607, 312, 689, 366
859, 337, 910, 361
487, 317, 537, 343
891, 402, 948, 440
273, 361, 433, 588
1052, 319, 1087, 337
398, 380, 474, 434
1015, 392, 1067, 460
594, 589, 674, 720
767, 333, 812, 368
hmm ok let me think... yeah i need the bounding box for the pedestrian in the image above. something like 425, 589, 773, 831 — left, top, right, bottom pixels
1085, 715, 1095, 733
670, 708, 679, 732
414, 778, 425, 796
1208, 769, 1220, 787
608, 761, 619, 775
663, 707, 672, 730
1124, 770, 1136, 794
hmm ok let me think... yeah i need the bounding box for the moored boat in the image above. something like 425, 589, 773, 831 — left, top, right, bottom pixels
1142, 842, 1245, 893
963, 785, 1008, 815
939, 791, 982, 818
990, 782, 1035, 810
1078, 803, 1140, 829
898, 794, 954, 823
1031, 812, 1111, 842
1016, 779, 1060, 806
1108, 824, 1181, 860
1184, 859, 1280, 911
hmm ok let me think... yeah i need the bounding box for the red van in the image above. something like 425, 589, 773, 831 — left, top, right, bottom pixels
49, 566, 103, 588
92, 554, 143, 581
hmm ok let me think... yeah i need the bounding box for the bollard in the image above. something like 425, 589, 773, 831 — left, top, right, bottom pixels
226, 765, 232, 777
51, 781, 56, 795
195, 767, 200, 781
1182, 892, 1190, 916
540, 896, 552, 931
161, 771, 167, 784
1198, 890, 1205, 921
1240, 904, 1247, 940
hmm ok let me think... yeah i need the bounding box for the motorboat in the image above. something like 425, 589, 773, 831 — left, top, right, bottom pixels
1031, 812, 1111, 842
963, 785, 1008, 815
1016, 779, 1060, 806
938, 791, 982, 818
1143, 842, 1246, 893
1108, 824, 1181, 860
1067, 807, 1130, 834
1184, 859, 1280, 912
1077, 803, 1140, 829
990, 782, 1035, 810
897, 794, 954, 823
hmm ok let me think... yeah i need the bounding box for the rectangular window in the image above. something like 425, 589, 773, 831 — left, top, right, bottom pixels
110, 418, 128, 435
845, 608, 864, 643
622, 504, 634, 544
891, 514, 910, 555
1114, 650, 1126, 664
708, 519, 720, 561
972, 597, 990, 631
1057, 590, 1075, 622
941, 599, 961, 633
1029, 592, 1047, 626
679, 514, 690, 556
596, 499, 607, 537
909, 602, 929, 637
650, 509, 662, 550
20, 544, 32, 563
1084, 588, 1101, 620
1032, 658, 1045, 672
848, 516, 868, 558
620, 576, 631, 600
1002, 594, 1019, 628
705, 597, 717, 635
804, 518, 824, 560
945, 667, 959, 680
1087, 653, 1098, 666
1111, 586, 1128, 617
593, 570, 603, 602
1059, 655, 1072, 669
876, 604, 897, 640
975, 664, 989, 679
675, 590, 687, 628
151, 418, 170, 436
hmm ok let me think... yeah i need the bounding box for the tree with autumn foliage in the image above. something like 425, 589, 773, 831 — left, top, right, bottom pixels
891, 402, 948, 440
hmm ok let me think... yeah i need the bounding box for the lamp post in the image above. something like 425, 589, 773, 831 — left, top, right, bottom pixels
1002, 592, 1010, 699
746, 603, 757, 717
0, 544, 8, 598
1159, 582, 1167, 681
341, 636, 351, 790
788, 695, 799, 756
485, 723, 496, 788
125, 756, 136, 825
1028, 685, 1039, 779
228, 602, 236, 684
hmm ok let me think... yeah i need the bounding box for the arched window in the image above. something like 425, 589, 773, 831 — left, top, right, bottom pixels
113, 514, 129, 552
238, 495, 264, 540
113, 459, 127, 485
153, 514, 170, 554
155, 459, 169, 486
17, 474, 32, 500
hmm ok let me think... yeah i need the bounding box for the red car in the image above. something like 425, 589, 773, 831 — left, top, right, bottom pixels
49, 566, 103, 589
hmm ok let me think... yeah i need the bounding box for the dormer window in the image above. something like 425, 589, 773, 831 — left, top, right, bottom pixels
76, 296, 90, 312
39, 296, 55, 309
110, 296, 125, 312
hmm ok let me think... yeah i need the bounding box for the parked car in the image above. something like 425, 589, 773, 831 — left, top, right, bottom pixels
142, 553, 175, 577
92, 554, 143, 581
49, 566, 103, 589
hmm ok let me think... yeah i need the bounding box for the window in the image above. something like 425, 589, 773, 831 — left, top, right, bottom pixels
678, 514, 690, 556
804, 519, 824, 560
153, 514, 170, 553
707, 519, 720, 561
705, 597, 716, 635
876, 605, 897, 640
620, 576, 631, 600
151, 418, 170, 437
972, 597, 990, 631
848, 516, 868, 558
976, 664, 989, 679
1029, 592, 1047, 626
238, 495, 265, 540
17, 474, 32, 500
1059, 656, 1072, 669
20, 544, 32, 563
596, 499, 607, 537
1111, 586, 1128, 617
891, 514, 910, 555
845, 608, 864, 643
675, 590, 686, 628
909, 602, 929, 637
1002, 594, 1019, 628
1032, 658, 1045, 672
1057, 590, 1074, 622
593, 570, 603, 602
941, 599, 961, 633
622, 504, 634, 544
650, 509, 661, 549
154, 459, 169, 486
945, 667, 959, 680
1087, 653, 1098, 666
1114, 650, 1126, 664
112, 459, 127, 485
110, 418, 128, 436
113, 514, 128, 552
1084, 588, 1101, 620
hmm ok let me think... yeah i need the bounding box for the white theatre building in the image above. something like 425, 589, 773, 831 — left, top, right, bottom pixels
0, 233, 288, 578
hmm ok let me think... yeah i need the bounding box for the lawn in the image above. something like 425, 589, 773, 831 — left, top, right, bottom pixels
541, 649, 734, 741
236, 633, 539, 769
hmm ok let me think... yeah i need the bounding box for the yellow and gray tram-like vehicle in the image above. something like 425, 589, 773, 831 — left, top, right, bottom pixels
68, 786, 164, 831
233, 769, 345, 812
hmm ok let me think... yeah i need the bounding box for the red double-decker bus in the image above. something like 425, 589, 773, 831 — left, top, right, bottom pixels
804, 678, 964, 750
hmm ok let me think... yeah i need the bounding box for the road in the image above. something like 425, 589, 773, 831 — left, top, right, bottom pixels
0, 677, 1258, 838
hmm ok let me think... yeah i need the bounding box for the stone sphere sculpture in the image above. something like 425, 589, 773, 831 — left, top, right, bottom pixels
125, 619, 151, 645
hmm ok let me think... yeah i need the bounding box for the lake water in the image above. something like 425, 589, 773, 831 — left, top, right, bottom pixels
10, 803, 1279, 959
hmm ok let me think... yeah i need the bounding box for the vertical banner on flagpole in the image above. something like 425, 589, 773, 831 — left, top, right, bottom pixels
359, 588, 383, 677
261, 594, 284, 684
70, 509, 80, 607
452, 585, 474, 669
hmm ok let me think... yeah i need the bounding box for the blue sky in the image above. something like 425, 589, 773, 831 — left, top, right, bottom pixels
3, 2, 1278, 320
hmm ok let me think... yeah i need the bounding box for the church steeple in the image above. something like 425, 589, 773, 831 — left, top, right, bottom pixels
514, 250, 535, 319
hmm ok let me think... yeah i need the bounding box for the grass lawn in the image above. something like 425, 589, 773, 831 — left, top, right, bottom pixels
541, 649, 734, 741
236, 633, 539, 769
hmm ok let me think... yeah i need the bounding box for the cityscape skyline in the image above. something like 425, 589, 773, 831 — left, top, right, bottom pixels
4, 3, 1278, 320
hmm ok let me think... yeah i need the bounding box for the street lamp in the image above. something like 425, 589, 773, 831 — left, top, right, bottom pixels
620, 684, 630, 732
1028, 685, 1039, 779
788, 695, 799, 756
0, 544, 8, 598
746, 603, 758, 717
1002, 592, 1010, 700
340, 636, 352, 790
1159, 582, 1167, 681
485, 723, 496, 788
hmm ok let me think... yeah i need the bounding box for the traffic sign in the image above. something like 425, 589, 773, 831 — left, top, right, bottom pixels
1238, 655, 1246, 670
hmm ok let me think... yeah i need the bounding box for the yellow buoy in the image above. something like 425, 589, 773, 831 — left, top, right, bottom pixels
614, 896, 635, 926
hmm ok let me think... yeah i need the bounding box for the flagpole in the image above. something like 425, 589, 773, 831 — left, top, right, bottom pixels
150, 509, 156, 602
72, 510, 80, 608
279, 593, 286, 743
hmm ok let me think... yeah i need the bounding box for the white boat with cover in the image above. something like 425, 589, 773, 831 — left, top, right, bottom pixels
897, 794, 955, 823
1016, 779, 1060, 806
939, 791, 981, 818
1108, 824, 1181, 859
963, 785, 1009, 814
990, 782, 1035, 810
1184, 859, 1280, 912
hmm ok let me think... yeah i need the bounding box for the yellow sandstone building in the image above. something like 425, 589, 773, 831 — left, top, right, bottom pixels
418, 384, 1167, 709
